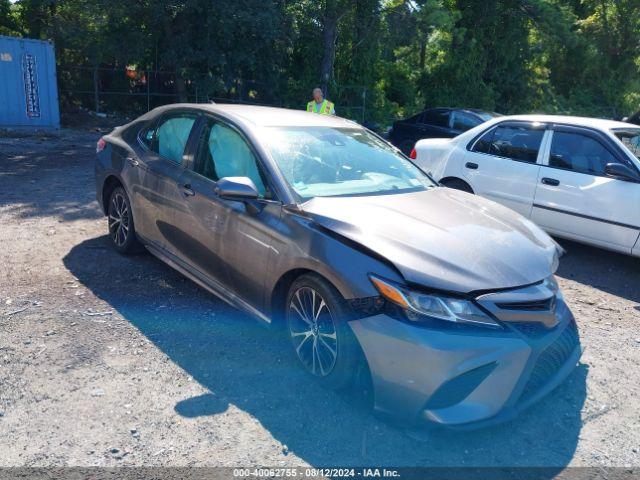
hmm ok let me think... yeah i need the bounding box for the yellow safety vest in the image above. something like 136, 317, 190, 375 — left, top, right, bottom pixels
307, 99, 334, 115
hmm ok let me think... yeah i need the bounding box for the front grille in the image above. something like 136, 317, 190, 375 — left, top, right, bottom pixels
510, 321, 555, 339
496, 297, 555, 311
425, 362, 497, 410
520, 320, 579, 399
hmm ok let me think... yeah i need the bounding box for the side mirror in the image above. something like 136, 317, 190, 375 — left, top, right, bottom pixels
604, 163, 640, 182
215, 176, 259, 199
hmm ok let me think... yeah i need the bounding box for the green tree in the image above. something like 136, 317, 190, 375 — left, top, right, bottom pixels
0, 0, 20, 36
5, 0, 639, 122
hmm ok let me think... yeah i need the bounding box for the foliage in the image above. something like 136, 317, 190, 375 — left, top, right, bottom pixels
0, 0, 21, 35
6, 0, 640, 124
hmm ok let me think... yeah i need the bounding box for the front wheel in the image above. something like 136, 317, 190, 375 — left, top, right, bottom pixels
107, 186, 141, 254
286, 274, 362, 390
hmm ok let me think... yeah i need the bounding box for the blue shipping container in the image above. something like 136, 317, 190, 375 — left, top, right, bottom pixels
0, 35, 60, 130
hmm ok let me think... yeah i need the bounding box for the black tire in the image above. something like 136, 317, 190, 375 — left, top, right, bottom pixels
285, 273, 362, 390
107, 186, 141, 254
441, 178, 473, 193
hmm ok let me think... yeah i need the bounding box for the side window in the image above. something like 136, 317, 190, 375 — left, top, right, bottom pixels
139, 125, 155, 148
407, 113, 423, 124
488, 125, 544, 162
422, 109, 450, 128
471, 127, 495, 154
152, 114, 197, 164
452, 112, 480, 132
549, 131, 618, 176
195, 122, 268, 198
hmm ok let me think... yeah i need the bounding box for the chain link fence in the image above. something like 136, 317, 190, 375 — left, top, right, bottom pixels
57, 65, 370, 124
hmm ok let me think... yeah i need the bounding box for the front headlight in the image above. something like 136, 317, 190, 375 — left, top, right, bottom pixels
369, 275, 501, 329
542, 275, 563, 300
550, 240, 565, 273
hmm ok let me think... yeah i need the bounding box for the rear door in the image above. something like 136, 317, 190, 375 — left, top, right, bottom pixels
135, 110, 199, 253
462, 121, 547, 217
532, 125, 640, 252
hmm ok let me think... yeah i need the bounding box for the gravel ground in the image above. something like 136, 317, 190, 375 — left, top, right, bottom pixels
0, 129, 639, 470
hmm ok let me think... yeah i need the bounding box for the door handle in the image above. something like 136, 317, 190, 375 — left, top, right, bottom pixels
541, 177, 560, 186
126, 156, 139, 167
181, 184, 195, 197
465, 162, 478, 170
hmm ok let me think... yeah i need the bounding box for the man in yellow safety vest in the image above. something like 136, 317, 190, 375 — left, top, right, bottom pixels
306, 88, 335, 115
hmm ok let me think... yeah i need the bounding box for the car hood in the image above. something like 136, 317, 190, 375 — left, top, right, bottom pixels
300, 187, 558, 294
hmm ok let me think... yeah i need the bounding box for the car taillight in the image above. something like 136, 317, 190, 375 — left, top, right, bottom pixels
96, 138, 106, 153
409, 148, 417, 159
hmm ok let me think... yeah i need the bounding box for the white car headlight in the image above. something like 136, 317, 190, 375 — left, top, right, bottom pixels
369, 275, 501, 328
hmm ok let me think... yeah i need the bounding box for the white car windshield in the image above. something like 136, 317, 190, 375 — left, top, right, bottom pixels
262, 127, 436, 199
614, 128, 640, 161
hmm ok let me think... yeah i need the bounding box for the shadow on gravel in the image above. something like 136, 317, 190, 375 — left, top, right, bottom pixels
64, 235, 587, 469
555, 238, 640, 304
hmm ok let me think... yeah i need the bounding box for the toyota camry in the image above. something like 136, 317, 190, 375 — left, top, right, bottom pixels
95, 104, 581, 428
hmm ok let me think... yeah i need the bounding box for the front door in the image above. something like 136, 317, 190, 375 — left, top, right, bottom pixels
463, 121, 546, 217
532, 126, 640, 253
172, 117, 281, 311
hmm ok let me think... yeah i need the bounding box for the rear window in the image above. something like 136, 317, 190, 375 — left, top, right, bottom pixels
471, 124, 544, 163
472, 127, 495, 154
451, 112, 480, 132
139, 125, 155, 148
489, 125, 544, 163
422, 110, 450, 128
613, 128, 640, 161
156, 115, 197, 163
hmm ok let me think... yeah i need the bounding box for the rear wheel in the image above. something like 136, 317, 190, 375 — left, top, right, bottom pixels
441, 178, 473, 193
286, 274, 361, 390
107, 186, 141, 254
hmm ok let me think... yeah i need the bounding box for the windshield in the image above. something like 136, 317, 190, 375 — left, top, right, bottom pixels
614, 128, 640, 161
261, 127, 436, 199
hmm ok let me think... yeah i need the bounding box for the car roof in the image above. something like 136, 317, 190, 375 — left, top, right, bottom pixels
402, 107, 497, 120
497, 114, 635, 130
146, 103, 362, 129
462, 108, 501, 117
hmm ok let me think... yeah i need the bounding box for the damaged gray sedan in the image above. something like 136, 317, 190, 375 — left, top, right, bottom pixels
95, 104, 581, 428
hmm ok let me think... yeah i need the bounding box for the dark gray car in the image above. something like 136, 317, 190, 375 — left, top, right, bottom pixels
95, 104, 581, 428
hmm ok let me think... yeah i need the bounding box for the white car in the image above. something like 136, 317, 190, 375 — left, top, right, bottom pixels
412, 115, 640, 256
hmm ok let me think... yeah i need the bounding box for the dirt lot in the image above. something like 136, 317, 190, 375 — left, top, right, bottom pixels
1, 128, 639, 469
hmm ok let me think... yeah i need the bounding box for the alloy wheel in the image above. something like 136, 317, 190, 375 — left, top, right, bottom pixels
108, 192, 130, 247
288, 287, 338, 377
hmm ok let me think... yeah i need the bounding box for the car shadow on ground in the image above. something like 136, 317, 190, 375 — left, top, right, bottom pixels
64, 236, 587, 469
554, 238, 640, 304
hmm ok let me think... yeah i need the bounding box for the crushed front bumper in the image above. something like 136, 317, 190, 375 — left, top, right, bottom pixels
348, 299, 581, 429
